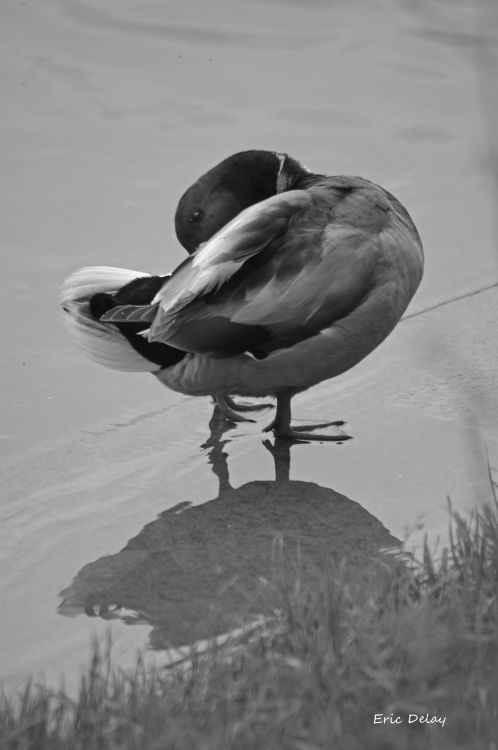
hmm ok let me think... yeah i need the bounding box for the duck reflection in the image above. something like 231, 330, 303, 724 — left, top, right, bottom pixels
58, 407, 400, 649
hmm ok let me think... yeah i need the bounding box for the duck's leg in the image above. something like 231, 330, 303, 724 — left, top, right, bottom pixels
213, 394, 256, 423
222, 395, 274, 412
263, 390, 351, 442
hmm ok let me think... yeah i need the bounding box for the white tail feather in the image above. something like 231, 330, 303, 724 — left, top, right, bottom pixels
60, 266, 162, 373
60, 266, 150, 303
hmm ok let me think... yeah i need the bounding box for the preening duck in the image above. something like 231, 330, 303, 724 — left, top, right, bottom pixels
62, 150, 423, 441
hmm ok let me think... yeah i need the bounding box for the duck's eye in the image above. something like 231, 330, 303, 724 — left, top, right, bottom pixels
189, 210, 203, 223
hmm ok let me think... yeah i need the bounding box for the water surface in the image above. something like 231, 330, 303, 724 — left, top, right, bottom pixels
1, 0, 497, 692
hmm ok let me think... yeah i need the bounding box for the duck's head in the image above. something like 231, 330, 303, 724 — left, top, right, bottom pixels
174, 150, 311, 253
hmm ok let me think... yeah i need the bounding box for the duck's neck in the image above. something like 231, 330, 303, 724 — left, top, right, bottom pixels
274, 153, 314, 193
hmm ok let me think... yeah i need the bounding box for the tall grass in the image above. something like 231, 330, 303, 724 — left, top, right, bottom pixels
2, 497, 498, 750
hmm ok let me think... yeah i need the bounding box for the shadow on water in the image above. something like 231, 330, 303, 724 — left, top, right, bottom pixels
58, 407, 400, 650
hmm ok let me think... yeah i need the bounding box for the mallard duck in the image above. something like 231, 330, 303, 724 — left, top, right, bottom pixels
62, 150, 423, 440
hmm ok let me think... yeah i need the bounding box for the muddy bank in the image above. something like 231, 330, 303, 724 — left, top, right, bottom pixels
60, 450, 400, 647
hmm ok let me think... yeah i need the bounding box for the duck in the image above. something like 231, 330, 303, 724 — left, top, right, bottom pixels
61, 149, 424, 441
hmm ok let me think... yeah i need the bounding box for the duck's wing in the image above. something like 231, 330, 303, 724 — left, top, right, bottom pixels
102, 183, 399, 357
165, 228, 379, 355
100, 190, 310, 335
158, 190, 310, 310
167, 187, 390, 354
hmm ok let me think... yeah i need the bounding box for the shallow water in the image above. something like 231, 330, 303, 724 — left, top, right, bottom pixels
1, 0, 498, 692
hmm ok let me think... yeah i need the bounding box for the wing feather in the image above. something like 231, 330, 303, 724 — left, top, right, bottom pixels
148, 190, 311, 342
154, 225, 378, 355
100, 303, 158, 323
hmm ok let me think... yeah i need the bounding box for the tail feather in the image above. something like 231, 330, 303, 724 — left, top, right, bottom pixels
60, 266, 151, 304
60, 266, 161, 372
